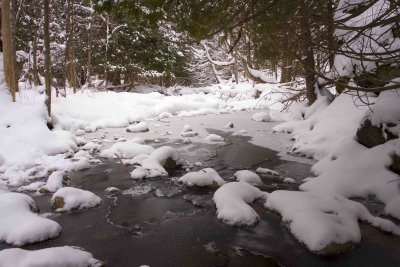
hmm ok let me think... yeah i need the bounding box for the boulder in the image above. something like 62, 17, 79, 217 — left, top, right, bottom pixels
356, 119, 397, 148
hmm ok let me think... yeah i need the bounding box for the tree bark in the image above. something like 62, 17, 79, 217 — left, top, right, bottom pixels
2, 0, 18, 101
44, 0, 52, 116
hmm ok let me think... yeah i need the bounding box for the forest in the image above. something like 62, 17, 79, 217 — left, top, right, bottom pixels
0, 1, 400, 267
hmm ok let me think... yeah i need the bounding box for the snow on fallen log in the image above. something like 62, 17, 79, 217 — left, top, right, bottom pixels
265, 190, 400, 255
213, 182, 268, 226
179, 168, 225, 187
0, 246, 102, 267
0, 192, 61, 245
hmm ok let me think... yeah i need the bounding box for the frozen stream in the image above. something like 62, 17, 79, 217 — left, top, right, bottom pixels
1, 112, 399, 266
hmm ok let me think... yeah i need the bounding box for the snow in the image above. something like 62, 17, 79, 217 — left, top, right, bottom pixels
0, 192, 61, 245
283, 178, 296, 184
233, 170, 263, 186
251, 111, 271, 122
100, 141, 154, 159
179, 168, 225, 187
39, 171, 69, 193
256, 167, 279, 176
51, 187, 102, 212
126, 121, 149, 133
205, 134, 224, 142
214, 182, 268, 226
265, 190, 400, 254
17, 181, 46, 192
130, 146, 186, 179
0, 246, 102, 267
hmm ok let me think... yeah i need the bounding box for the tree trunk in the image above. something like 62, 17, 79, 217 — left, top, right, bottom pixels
66, 0, 77, 93
2, 0, 18, 101
300, 1, 317, 105
44, 0, 52, 116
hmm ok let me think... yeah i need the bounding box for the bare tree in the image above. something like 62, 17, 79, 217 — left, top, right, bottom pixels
2, 0, 18, 101
44, 0, 52, 116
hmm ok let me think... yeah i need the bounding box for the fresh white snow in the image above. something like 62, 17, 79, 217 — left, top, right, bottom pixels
0, 246, 102, 267
51, 187, 102, 212
179, 168, 225, 187
233, 170, 263, 186
213, 182, 268, 226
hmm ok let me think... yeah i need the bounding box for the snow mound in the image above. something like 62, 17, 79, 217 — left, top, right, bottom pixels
0, 192, 61, 245
39, 171, 70, 193
126, 121, 149, 133
130, 146, 185, 179
205, 134, 224, 142
256, 167, 279, 176
51, 187, 101, 212
100, 141, 154, 159
265, 190, 400, 255
0, 246, 102, 267
251, 112, 271, 122
17, 181, 46, 192
213, 182, 268, 226
233, 170, 263, 186
179, 168, 225, 187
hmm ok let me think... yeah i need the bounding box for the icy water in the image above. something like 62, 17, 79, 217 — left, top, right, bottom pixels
2, 130, 400, 267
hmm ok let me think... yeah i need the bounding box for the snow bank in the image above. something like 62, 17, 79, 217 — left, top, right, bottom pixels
51, 187, 101, 212
274, 94, 363, 159
233, 170, 263, 186
0, 192, 61, 245
265, 191, 400, 255
179, 168, 225, 187
213, 182, 268, 226
300, 139, 400, 218
100, 141, 154, 159
0, 246, 102, 267
130, 146, 185, 179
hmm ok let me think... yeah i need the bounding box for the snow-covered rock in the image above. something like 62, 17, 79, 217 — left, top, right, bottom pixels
81, 142, 101, 152
0, 246, 102, 267
265, 190, 400, 255
213, 182, 268, 226
205, 134, 224, 142
51, 187, 101, 212
233, 170, 263, 186
130, 146, 185, 179
17, 181, 46, 192
105, 187, 119, 194
100, 141, 154, 159
179, 168, 225, 187
39, 171, 70, 193
0, 192, 61, 245
283, 178, 296, 184
251, 112, 272, 122
256, 167, 279, 176
126, 121, 149, 133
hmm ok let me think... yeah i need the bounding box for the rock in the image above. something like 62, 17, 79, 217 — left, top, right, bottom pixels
390, 153, 400, 175
356, 119, 387, 148
317, 241, 356, 256
52, 196, 65, 210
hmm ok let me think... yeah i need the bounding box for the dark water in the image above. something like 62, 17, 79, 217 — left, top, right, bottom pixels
1, 130, 400, 267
